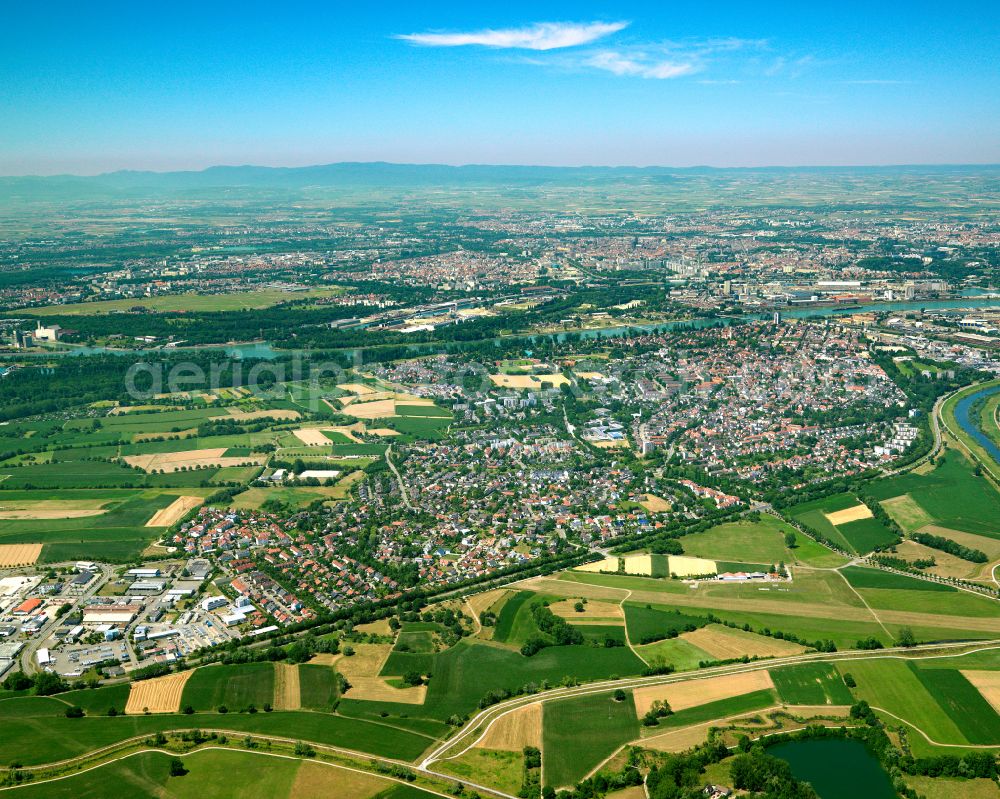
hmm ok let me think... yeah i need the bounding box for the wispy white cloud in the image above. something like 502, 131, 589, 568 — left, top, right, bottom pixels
841, 79, 909, 85
581, 38, 766, 80
585, 51, 696, 79
396, 21, 628, 51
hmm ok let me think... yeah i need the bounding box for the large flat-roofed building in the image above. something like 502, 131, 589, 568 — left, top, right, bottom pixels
33, 324, 61, 342
82, 604, 141, 624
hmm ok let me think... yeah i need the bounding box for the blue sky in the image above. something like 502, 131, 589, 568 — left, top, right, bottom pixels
1, 1, 997, 173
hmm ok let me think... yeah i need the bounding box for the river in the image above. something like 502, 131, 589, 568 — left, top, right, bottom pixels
19, 296, 1000, 358
953, 383, 1000, 465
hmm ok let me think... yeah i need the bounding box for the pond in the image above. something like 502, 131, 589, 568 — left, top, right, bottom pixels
768, 738, 896, 799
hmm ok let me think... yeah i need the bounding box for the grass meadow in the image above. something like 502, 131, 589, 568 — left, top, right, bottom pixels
543, 690, 639, 788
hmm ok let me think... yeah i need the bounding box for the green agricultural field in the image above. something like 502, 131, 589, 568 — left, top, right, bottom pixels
574, 624, 628, 646
396, 404, 453, 418
623, 603, 710, 644
0, 460, 154, 488
559, 570, 994, 649
787, 493, 861, 551
59, 683, 132, 715
0, 708, 431, 766
543, 690, 639, 788
635, 636, 714, 671
9, 745, 436, 798
181, 663, 276, 711
835, 659, 969, 744
834, 517, 898, 553
211, 465, 262, 483
856, 586, 999, 618
867, 449, 1000, 538
770, 663, 854, 705
365, 638, 644, 722
396, 630, 437, 653
654, 689, 777, 730
492, 590, 533, 643
298, 663, 341, 711
5, 749, 303, 799
908, 666, 1000, 745
839, 566, 956, 593
437, 748, 524, 796
0, 489, 190, 562
380, 415, 452, 441
681, 514, 846, 568
25, 286, 346, 316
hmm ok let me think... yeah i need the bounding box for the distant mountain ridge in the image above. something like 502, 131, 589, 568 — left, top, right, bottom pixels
1, 161, 997, 201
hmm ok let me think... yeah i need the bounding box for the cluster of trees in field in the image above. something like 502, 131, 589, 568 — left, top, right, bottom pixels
520, 602, 584, 656
911, 531, 988, 562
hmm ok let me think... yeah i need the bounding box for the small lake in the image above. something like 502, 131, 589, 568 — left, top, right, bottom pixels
768, 738, 895, 799
953, 383, 1000, 466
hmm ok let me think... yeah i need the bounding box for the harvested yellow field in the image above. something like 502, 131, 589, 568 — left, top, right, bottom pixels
273, 662, 301, 710
307, 653, 339, 666
641, 722, 719, 752
124, 670, 193, 714
681, 624, 808, 660
355, 618, 393, 635
0, 543, 42, 567
339, 643, 426, 704
146, 496, 203, 527
477, 702, 542, 751
0, 508, 105, 520
124, 448, 265, 473
574, 371, 607, 380
467, 588, 509, 619
895, 540, 980, 580
640, 494, 672, 513
918, 527, 1000, 582
904, 775, 1000, 799
592, 439, 629, 449
623, 554, 656, 575
367, 428, 401, 437
341, 399, 397, 419
489, 373, 569, 389
962, 670, 1000, 713
633, 670, 774, 715
575, 556, 620, 573
549, 598, 623, 624
291, 761, 390, 798
293, 428, 333, 446
824, 504, 873, 526
667, 555, 718, 577
337, 383, 378, 395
